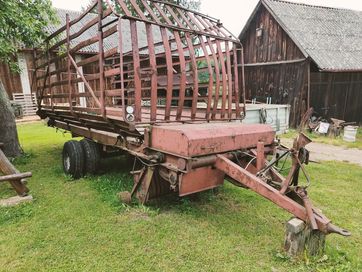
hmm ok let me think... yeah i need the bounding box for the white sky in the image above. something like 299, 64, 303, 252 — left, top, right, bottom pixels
51, 0, 362, 35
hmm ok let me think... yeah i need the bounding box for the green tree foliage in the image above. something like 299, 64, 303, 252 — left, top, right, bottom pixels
83, 0, 201, 15
0, 0, 56, 71
174, 0, 201, 10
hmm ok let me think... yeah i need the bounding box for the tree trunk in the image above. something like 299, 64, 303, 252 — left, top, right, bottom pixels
0, 80, 22, 157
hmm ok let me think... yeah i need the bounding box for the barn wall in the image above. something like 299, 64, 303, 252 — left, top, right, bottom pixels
0, 51, 35, 99
0, 61, 22, 98
240, 5, 307, 127
241, 5, 305, 64
244, 61, 309, 127
310, 72, 362, 124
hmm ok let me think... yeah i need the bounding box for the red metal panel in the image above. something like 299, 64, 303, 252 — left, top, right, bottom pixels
150, 123, 275, 157
179, 167, 225, 196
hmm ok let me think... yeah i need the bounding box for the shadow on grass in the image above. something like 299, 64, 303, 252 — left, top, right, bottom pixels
87, 154, 284, 235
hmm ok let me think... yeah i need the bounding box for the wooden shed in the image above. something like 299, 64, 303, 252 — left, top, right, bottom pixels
239, 0, 362, 127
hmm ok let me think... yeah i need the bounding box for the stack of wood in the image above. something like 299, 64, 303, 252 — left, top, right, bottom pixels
0, 142, 31, 196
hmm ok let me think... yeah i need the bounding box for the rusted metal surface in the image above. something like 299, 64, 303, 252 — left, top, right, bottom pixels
50, 117, 350, 236
35, 1, 350, 238
214, 153, 349, 236
150, 123, 275, 157
179, 167, 225, 196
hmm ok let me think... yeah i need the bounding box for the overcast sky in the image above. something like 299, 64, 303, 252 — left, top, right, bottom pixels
51, 0, 362, 35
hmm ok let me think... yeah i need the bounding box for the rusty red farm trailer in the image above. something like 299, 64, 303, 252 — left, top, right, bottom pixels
34, 0, 350, 238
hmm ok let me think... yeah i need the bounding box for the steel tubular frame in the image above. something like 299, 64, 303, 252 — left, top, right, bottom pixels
34, 0, 245, 132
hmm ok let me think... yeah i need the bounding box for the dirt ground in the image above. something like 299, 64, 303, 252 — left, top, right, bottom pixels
15, 115, 41, 124
282, 139, 362, 167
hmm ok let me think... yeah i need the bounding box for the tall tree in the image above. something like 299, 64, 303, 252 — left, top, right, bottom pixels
0, 0, 56, 157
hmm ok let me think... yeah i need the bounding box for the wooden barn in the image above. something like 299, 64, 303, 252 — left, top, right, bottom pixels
239, 0, 362, 127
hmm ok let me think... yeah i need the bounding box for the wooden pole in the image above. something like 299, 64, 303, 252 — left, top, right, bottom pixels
0, 148, 29, 196
0, 172, 32, 183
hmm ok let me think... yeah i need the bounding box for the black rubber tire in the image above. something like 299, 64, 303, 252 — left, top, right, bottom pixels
80, 139, 101, 175
62, 140, 85, 179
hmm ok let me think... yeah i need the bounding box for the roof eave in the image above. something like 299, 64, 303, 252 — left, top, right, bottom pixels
319, 68, 362, 73
238, 0, 263, 41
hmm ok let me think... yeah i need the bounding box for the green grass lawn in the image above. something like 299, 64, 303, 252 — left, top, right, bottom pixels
0, 122, 361, 271
281, 127, 362, 149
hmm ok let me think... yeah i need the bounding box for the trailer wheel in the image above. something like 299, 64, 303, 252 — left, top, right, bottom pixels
62, 140, 85, 179
80, 139, 101, 175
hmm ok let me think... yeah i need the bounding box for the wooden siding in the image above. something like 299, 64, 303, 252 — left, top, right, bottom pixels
0, 51, 35, 98
244, 61, 308, 127
241, 5, 305, 64
310, 72, 362, 123
0, 62, 22, 98
240, 5, 307, 127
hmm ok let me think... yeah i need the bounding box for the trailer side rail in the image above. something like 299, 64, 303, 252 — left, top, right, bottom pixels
34, 0, 245, 132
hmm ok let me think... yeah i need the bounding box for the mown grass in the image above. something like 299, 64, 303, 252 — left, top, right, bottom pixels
0, 122, 361, 271
282, 127, 362, 149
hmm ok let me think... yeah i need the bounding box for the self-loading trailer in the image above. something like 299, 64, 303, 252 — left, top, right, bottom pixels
34, 0, 350, 242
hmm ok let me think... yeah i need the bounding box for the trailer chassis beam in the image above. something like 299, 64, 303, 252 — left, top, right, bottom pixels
214, 154, 350, 236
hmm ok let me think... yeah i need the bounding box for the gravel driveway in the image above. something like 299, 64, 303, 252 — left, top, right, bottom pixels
281, 139, 362, 167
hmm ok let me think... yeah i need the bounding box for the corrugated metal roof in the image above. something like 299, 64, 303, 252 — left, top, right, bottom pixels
47, 8, 172, 55
243, 0, 362, 71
